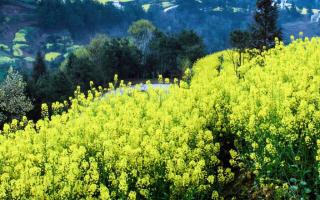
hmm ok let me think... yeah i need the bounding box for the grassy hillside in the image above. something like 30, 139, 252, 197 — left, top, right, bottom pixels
1, 37, 320, 198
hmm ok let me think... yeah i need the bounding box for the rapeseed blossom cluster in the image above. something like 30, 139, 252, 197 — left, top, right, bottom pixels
0, 61, 236, 198
191, 37, 320, 198
1, 36, 320, 199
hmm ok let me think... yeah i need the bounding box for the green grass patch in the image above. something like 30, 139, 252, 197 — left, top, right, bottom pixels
13, 27, 37, 44
45, 52, 62, 62
13, 31, 27, 44
0, 56, 15, 66
142, 4, 151, 12
13, 48, 23, 57
12, 44, 28, 57
0, 44, 10, 53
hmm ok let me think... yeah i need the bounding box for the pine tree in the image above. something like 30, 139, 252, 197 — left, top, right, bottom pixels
32, 52, 47, 82
251, 0, 282, 50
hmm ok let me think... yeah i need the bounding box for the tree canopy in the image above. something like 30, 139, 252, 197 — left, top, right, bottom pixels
0, 68, 33, 125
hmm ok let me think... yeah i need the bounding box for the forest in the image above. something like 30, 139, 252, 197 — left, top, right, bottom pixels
1, 0, 320, 199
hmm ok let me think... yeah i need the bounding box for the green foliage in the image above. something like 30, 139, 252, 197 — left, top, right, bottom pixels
24, 57, 35, 63
0, 57, 15, 81
149, 30, 205, 76
230, 30, 251, 52
229, 0, 282, 54
32, 52, 47, 82
12, 44, 29, 57
251, 0, 282, 50
0, 57, 15, 67
0, 68, 33, 124
176, 30, 205, 64
229, 30, 251, 66
24, 29, 204, 122
33, 72, 73, 103
61, 35, 142, 91
128, 19, 156, 57
13, 31, 27, 44
12, 47, 23, 57
62, 48, 100, 90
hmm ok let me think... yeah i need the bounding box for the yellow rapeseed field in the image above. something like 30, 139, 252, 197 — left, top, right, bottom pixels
1, 37, 320, 199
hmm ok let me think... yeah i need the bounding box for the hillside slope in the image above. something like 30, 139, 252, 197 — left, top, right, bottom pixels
0, 0, 36, 41
1, 0, 320, 77
1, 37, 320, 198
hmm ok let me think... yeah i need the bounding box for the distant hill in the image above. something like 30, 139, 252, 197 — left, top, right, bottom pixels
1, 0, 320, 79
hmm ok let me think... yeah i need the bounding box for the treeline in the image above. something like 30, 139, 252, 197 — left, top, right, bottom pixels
33, 0, 304, 51
36, 0, 144, 38
0, 20, 205, 126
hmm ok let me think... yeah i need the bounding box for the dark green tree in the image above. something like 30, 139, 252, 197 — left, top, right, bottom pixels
61, 35, 142, 89
104, 38, 142, 79
230, 30, 251, 65
34, 72, 73, 103
177, 30, 205, 64
148, 30, 205, 77
61, 48, 97, 91
148, 31, 180, 76
32, 52, 47, 82
251, 0, 282, 50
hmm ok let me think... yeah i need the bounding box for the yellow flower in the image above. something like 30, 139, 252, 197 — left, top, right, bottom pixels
158, 75, 163, 83
211, 191, 219, 200
128, 191, 136, 200
252, 142, 259, 149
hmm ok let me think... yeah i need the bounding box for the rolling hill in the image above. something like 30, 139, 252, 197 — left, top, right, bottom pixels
0, 36, 320, 199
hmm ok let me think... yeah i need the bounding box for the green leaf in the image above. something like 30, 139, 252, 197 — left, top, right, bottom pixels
290, 185, 299, 191
290, 178, 297, 183
304, 188, 311, 194
300, 181, 307, 186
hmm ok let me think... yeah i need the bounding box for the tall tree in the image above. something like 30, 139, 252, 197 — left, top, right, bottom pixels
177, 30, 205, 63
230, 30, 251, 65
128, 20, 156, 64
251, 0, 282, 50
32, 52, 47, 82
0, 68, 33, 125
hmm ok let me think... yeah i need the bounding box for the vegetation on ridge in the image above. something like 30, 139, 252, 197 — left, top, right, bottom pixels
0, 36, 320, 199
